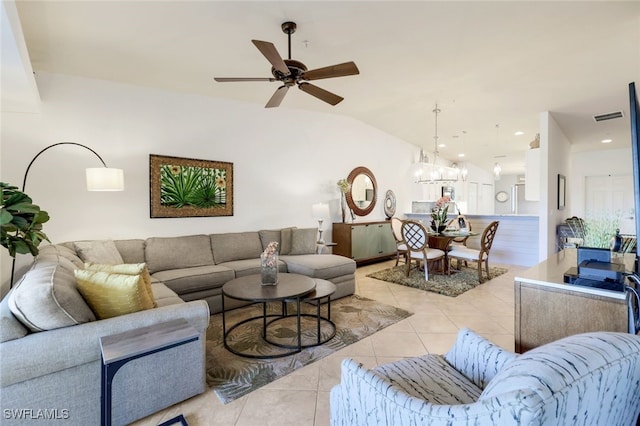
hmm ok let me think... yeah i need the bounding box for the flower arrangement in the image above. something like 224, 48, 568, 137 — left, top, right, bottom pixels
431, 196, 451, 226
262, 241, 279, 267
337, 178, 350, 193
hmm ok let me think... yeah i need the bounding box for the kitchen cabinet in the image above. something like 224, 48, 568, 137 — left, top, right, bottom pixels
514, 249, 633, 353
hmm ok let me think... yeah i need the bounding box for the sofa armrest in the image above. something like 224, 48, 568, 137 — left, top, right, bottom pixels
444, 328, 517, 389
0, 300, 209, 387
331, 357, 525, 426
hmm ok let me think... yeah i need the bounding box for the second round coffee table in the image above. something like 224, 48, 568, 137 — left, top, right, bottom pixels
221, 273, 316, 359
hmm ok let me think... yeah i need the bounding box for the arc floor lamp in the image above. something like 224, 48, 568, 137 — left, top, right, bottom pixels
9, 142, 125, 287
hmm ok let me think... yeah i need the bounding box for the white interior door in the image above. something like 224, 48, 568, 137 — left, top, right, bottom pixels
585, 174, 635, 234
480, 183, 494, 214
468, 182, 478, 214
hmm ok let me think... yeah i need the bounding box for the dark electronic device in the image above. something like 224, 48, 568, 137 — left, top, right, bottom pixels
564, 247, 626, 292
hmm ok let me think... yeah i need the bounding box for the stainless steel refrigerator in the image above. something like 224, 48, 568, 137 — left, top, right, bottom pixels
511, 183, 538, 215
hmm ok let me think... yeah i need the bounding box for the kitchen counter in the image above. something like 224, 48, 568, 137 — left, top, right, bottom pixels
514, 248, 633, 352
515, 248, 630, 300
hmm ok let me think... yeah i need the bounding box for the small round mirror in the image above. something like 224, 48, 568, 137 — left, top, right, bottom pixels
345, 166, 377, 217
384, 190, 396, 219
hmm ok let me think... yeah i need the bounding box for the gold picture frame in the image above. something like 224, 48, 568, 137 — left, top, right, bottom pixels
150, 154, 233, 218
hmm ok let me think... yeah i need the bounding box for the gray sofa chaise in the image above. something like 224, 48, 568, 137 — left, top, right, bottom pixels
0, 226, 356, 425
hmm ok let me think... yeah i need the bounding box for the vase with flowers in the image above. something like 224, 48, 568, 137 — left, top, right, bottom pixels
431, 196, 451, 233
261, 241, 279, 285
337, 178, 350, 223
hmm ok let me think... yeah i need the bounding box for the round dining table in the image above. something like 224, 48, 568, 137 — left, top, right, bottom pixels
428, 230, 478, 274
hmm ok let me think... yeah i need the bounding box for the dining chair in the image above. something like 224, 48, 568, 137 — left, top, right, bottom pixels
447, 215, 472, 248
401, 220, 446, 280
448, 221, 499, 283
390, 217, 408, 266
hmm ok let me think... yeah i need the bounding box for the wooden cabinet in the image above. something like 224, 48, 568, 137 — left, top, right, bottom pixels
332, 221, 396, 264
515, 279, 628, 353
514, 249, 633, 353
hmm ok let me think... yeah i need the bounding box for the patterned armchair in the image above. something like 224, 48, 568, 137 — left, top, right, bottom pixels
330, 328, 640, 425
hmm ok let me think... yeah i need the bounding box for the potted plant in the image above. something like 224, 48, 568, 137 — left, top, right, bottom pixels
1, 182, 50, 257
431, 196, 451, 233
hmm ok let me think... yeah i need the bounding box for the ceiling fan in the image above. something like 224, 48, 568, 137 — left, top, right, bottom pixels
214, 21, 360, 108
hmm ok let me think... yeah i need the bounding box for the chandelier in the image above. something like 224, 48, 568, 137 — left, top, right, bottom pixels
415, 104, 460, 184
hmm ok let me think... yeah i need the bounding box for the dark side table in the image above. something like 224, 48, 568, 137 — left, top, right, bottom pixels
99, 318, 199, 426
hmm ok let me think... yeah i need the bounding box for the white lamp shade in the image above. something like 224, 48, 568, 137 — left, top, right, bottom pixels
86, 168, 125, 191
311, 202, 330, 219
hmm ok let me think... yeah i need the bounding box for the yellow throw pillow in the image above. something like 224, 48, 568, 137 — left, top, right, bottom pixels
84, 262, 156, 308
74, 270, 154, 319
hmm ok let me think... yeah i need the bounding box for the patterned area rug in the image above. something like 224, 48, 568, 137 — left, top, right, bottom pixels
206, 294, 412, 403
367, 262, 508, 297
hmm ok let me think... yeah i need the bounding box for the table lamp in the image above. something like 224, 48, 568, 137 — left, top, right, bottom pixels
311, 202, 330, 244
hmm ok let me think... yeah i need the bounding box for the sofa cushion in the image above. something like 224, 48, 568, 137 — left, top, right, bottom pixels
210, 232, 263, 264
114, 239, 146, 264
74, 240, 124, 264
8, 258, 96, 331
280, 254, 356, 279
258, 229, 282, 252
84, 262, 156, 308
145, 235, 214, 273
150, 283, 185, 307
35, 253, 79, 272
38, 244, 84, 268
290, 228, 317, 255
374, 353, 482, 405
258, 227, 297, 254
74, 270, 155, 319
280, 227, 295, 255
152, 265, 235, 295
0, 291, 28, 342
218, 258, 287, 278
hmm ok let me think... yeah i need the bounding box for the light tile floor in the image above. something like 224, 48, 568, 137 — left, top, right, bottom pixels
132, 260, 527, 426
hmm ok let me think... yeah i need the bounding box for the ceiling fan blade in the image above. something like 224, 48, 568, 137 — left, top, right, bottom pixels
265, 85, 289, 108
298, 83, 344, 106
302, 61, 360, 81
251, 40, 290, 76
214, 77, 276, 82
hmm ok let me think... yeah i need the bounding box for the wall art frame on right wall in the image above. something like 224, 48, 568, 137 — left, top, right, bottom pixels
558, 174, 566, 210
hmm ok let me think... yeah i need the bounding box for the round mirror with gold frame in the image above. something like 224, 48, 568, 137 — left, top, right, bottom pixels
345, 166, 377, 217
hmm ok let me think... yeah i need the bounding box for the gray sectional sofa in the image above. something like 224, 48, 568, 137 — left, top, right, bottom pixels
0, 227, 356, 425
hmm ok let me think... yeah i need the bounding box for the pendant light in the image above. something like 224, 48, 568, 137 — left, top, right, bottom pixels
493, 124, 502, 180
415, 104, 459, 184
460, 130, 468, 182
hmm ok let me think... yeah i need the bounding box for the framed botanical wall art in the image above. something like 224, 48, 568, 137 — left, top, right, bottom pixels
150, 154, 233, 218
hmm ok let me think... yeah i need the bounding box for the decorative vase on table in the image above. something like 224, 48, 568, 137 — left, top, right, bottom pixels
337, 178, 350, 224
261, 241, 279, 286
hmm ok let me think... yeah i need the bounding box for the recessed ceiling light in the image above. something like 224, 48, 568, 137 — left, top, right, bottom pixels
458, 153, 465, 158
514, 131, 524, 136
602, 139, 613, 144
438, 143, 446, 148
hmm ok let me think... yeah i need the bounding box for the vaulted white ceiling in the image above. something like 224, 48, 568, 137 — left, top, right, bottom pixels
8, 1, 640, 174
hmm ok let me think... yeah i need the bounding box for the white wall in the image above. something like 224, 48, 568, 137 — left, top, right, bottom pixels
0, 72, 416, 293
542, 112, 572, 258
570, 147, 633, 219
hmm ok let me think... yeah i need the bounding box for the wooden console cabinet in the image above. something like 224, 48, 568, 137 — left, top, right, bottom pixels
515, 249, 633, 353
332, 221, 396, 265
